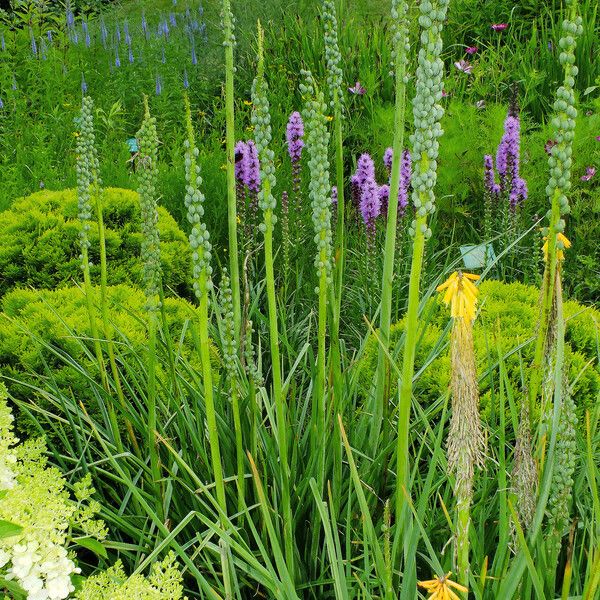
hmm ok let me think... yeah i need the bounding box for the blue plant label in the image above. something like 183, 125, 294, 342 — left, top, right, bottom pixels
460, 243, 496, 269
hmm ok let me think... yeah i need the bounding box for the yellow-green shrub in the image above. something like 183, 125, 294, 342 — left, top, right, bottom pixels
357, 280, 599, 420
0, 188, 192, 298
0, 285, 219, 437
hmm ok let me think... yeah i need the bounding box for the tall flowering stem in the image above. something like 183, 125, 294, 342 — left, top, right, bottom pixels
437, 272, 486, 586
396, 0, 449, 534
322, 0, 346, 418
136, 96, 163, 513
527, 0, 581, 418
183, 95, 227, 524
223, 0, 241, 344
301, 70, 333, 492
372, 0, 410, 452
251, 22, 294, 578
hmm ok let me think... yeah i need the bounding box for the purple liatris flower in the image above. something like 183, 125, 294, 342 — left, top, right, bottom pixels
399, 149, 411, 215
331, 185, 338, 209
496, 115, 519, 179
286, 111, 305, 162
245, 140, 260, 193
360, 178, 381, 242
383, 147, 393, 174
234, 141, 248, 183
378, 184, 390, 215
484, 154, 500, 196
510, 177, 528, 207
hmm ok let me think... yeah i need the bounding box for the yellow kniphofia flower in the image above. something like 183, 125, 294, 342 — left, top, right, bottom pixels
418, 571, 468, 599
542, 232, 571, 262
436, 271, 480, 321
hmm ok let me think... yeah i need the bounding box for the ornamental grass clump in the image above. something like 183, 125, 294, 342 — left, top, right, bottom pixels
437, 271, 486, 586
396, 0, 449, 532
183, 94, 227, 522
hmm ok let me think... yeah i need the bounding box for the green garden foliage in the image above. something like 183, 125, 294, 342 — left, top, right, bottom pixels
0, 188, 192, 298
358, 280, 599, 420
0, 284, 219, 437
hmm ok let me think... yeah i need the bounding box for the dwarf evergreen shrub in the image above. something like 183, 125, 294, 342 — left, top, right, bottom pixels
0, 188, 192, 298
357, 280, 599, 420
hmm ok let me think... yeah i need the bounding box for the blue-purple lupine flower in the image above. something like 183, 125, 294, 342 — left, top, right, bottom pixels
115, 48, 121, 67
360, 177, 381, 243
0, 96, 4, 109
124, 20, 129, 37
183, 68, 189, 89
11, 75, 17, 91
116, 24, 121, 42
30, 29, 37, 56
128, 45, 135, 64
82, 20, 90, 47
100, 20, 108, 47
191, 43, 197, 66
81, 73, 87, 94
66, 9, 75, 29
47, 30, 53, 43
142, 13, 149, 39
40, 37, 47, 60
169, 13, 177, 27
155, 74, 163, 95
161, 47, 166, 64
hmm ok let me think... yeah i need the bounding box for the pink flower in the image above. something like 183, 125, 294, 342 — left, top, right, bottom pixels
348, 81, 366, 95
595, 135, 600, 142
465, 46, 478, 55
442, 89, 451, 98
544, 139, 557, 155
581, 166, 596, 181
491, 23, 509, 31
454, 59, 473, 74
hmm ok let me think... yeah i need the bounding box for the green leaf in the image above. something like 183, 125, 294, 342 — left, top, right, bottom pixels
75, 537, 108, 559
0, 520, 23, 540
0, 578, 27, 599
583, 86, 598, 96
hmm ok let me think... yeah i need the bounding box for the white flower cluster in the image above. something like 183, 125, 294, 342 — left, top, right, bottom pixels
545, 0, 582, 242
390, 0, 410, 81
322, 0, 344, 111
1, 540, 80, 600
184, 105, 213, 297
75, 95, 101, 267
408, 0, 450, 240
136, 97, 162, 309
250, 38, 278, 226
300, 70, 333, 289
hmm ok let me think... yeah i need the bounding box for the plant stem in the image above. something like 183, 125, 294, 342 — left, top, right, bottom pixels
199, 279, 228, 525
373, 5, 408, 452
395, 211, 427, 530
224, 0, 241, 343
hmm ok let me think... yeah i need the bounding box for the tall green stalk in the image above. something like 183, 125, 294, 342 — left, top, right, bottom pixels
136, 96, 163, 516
301, 71, 334, 492
223, 0, 241, 343
527, 0, 581, 418
251, 22, 294, 579
372, 0, 409, 452
395, 0, 450, 537
183, 95, 228, 523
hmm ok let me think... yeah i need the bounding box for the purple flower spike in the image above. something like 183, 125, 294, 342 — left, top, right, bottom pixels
509, 177, 528, 209
169, 13, 177, 27
183, 68, 189, 89
30, 29, 37, 56
155, 74, 162, 96
484, 154, 500, 196
383, 147, 393, 174
82, 21, 90, 47
465, 46, 478, 55
161, 47, 166, 64
128, 45, 134, 63
491, 23, 509, 31
115, 48, 121, 68
47, 30, 53, 43
331, 186, 338, 209
0, 96, 4, 109
116, 24, 121, 42
245, 140, 261, 193
234, 141, 248, 183
81, 73, 87, 94
286, 112, 304, 163
360, 178, 381, 241
378, 184, 390, 215
399, 149, 411, 214
496, 115, 520, 178
454, 59, 473, 74
191, 45, 197, 65
11, 75, 17, 91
